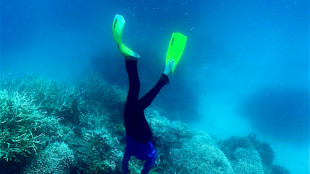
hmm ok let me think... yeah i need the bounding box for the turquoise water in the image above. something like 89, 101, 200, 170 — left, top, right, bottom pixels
1, 0, 309, 173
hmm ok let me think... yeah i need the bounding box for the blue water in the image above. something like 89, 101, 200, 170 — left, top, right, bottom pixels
1, 0, 309, 173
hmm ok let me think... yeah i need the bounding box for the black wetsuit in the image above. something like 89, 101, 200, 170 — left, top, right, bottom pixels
122, 60, 169, 174
124, 60, 169, 143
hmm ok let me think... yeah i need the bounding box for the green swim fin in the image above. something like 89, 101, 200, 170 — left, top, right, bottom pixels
112, 14, 139, 58
166, 32, 187, 74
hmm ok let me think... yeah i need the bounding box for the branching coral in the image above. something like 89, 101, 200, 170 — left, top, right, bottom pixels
82, 127, 123, 173
66, 136, 96, 173
52, 86, 84, 125
1, 74, 85, 126
1, 74, 61, 114
64, 126, 124, 173
0, 90, 61, 162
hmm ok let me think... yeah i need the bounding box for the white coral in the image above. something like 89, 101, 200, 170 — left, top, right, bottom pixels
169, 135, 235, 174
22, 142, 74, 174
232, 147, 264, 174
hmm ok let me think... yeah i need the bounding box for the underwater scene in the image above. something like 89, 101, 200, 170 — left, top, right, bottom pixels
0, 0, 309, 174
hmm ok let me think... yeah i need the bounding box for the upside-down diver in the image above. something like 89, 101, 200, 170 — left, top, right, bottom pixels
112, 14, 187, 174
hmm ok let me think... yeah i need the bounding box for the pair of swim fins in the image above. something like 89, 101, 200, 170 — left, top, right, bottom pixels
112, 14, 187, 74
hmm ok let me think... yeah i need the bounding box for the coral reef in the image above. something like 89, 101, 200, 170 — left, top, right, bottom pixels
21, 142, 74, 174
231, 148, 264, 174
0, 74, 290, 174
82, 128, 123, 173
220, 135, 290, 174
0, 90, 62, 163
168, 134, 234, 174
78, 74, 126, 117
146, 109, 234, 173
1, 74, 84, 126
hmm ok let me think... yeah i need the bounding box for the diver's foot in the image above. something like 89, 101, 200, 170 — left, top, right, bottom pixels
124, 55, 140, 61
163, 59, 175, 77
119, 44, 140, 61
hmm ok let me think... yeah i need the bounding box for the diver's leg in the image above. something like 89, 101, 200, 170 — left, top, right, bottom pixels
122, 150, 132, 174
125, 60, 140, 110
141, 152, 157, 174
138, 74, 169, 110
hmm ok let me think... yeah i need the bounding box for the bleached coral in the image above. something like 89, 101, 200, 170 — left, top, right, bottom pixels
82, 127, 123, 173
0, 90, 62, 162
1, 74, 85, 125
232, 147, 264, 174
0, 74, 289, 173
219, 135, 288, 174
145, 108, 234, 174
21, 142, 74, 174
168, 134, 234, 174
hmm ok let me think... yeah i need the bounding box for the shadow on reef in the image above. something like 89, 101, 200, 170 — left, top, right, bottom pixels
0, 74, 290, 174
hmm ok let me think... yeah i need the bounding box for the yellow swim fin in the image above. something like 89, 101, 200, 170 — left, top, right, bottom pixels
112, 14, 125, 45
166, 33, 187, 74
112, 14, 139, 58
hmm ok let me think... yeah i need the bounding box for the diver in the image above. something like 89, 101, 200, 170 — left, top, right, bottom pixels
112, 14, 187, 174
